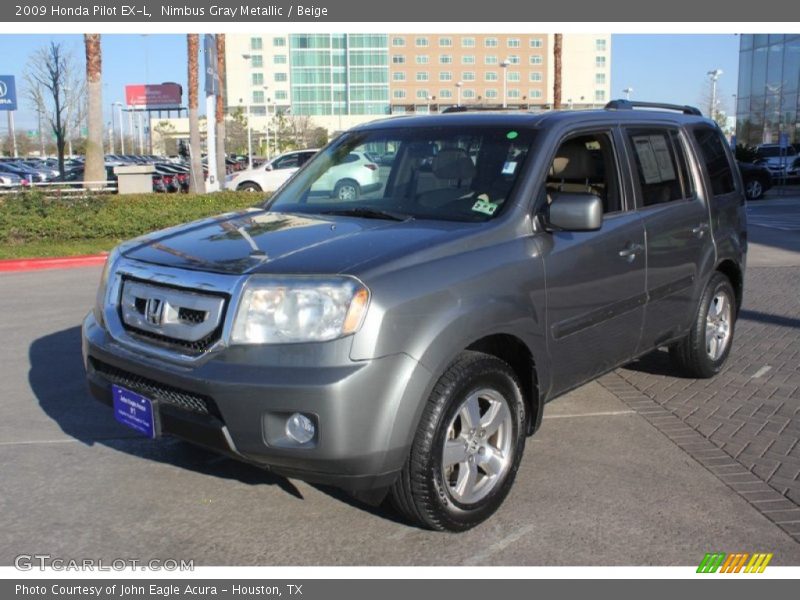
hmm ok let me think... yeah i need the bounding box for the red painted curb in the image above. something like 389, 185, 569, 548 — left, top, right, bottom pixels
0, 253, 109, 273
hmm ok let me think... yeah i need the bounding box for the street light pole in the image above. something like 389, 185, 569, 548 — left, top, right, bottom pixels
114, 102, 125, 154
500, 59, 510, 108
707, 68, 723, 119
456, 81, 463, 107
109, 102, 117, 154
263, 85, 271, 160
242, 53, 254, 170
623, 87, 634, 100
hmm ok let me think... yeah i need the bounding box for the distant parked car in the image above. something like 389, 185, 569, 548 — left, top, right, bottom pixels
738, 161, 772, 200
754, 144, 797, 178
308, 151, 381, 200
227, 149, 318, 192
52, 166, 118, 188
0, 171, 23, 189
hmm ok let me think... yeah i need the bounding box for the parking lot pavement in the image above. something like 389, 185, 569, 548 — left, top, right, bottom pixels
607, 194, 800, 544
2, 265, 799, 566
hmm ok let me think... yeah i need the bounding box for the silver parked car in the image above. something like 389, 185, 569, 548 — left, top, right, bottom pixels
84, 101, 747, 531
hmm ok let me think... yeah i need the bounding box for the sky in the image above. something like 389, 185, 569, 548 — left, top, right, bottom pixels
0, 33, 742, 132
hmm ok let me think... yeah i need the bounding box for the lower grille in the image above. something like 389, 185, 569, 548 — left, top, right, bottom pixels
90, 358, 220, 418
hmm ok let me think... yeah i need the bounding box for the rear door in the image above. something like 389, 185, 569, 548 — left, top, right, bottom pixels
622, 126, 715, 351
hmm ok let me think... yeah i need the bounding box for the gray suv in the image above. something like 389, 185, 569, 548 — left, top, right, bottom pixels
83, 100, 747, 531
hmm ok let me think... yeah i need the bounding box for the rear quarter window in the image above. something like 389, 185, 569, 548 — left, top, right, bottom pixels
693, 127, 736, 196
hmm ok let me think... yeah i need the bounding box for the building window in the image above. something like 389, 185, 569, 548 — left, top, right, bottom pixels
485, 38, 499, 48
415, 55, 429, 64
485, 71, 499, 81
529, 55, 542, 65
508, 55, 520, 65
462, 89, 476, 99
250, 55, 263, 68
508, 38, 521, 48
252, 90, 265, 104
462, 55, 475, 65
273, 55, 287, 64
508, 89, 521, 99
530, 89, 542, 98
416, 71, 429, 82
440, 54, 453, 64
596, 56, 606, 68
391, 37, 405, 47
273, 37, 286, 47
416, 89, 430, 99
440, 89, 453, 98
595, 73, 606, 85
274, 72, 287, 82
508, 71, 520, 82
392, 55, 405, 64
530, 38, 543, 48
439, 37, 453, 47
393, 72, 406, 82
529, 72, 542, 82
250, 37, 263, 50
393, 89, 406, 99
252, 73, 264, 86
274, 90, 287, 101
440, 71, 453, 82
595, 90, 606, 102
462, 71, 476, 81
596, 39, 607, 52
485, 55, 498, 65
485, 89, 498, 99
415, 37, 429, 47
462, 37, 476, 48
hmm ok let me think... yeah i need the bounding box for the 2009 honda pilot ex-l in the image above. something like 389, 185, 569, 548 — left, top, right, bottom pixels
83, 100, 747, 531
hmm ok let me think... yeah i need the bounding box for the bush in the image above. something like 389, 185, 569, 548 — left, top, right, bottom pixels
0, 191, 264, 248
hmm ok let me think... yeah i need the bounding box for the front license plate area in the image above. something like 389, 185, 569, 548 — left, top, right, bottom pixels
112, 384, 158, 438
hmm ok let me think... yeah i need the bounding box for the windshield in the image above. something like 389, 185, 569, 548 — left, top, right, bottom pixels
266, 125, 535, 222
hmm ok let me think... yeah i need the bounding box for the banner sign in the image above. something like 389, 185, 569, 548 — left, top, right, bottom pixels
0, 75, 17, 111
124, 83, 182, 109
204, 34, 219, 96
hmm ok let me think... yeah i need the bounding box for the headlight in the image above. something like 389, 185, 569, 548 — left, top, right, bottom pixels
231, 276, 370, 344
93, 247, 120, 324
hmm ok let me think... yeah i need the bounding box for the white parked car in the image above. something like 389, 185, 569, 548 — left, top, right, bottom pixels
309, 151, 381, 200
227, 150, 318, 192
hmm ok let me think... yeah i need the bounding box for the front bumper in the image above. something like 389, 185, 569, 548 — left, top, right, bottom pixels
82, 312, 431, 491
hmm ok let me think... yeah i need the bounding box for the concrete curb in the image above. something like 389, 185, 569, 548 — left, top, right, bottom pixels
0, 253, 108, 273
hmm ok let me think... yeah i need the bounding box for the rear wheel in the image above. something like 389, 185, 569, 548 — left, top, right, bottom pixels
669, 272, 736, 378
391, 351, 526, 531
237, 182, 262, 193
745, 178, 764, 200
333, 179, 360, 201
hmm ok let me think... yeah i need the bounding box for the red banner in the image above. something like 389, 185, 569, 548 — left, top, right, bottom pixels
124, 83, 182, 109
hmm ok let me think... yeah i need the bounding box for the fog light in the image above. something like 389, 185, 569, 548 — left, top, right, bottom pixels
286, 413, 315, 444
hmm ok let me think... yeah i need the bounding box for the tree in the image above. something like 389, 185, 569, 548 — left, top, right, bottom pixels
553, 34, 563, 110
25, 41, 83, 174
215, 34, 227, 178
187, 34, 206, 194
224, 106, 249, 154
83, 34, 105, 189
153, 120, 178, 155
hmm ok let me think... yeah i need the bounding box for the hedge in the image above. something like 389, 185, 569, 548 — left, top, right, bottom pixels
0, 191, 265, 257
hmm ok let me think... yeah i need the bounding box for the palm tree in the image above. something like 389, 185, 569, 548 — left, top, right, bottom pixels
83, 34, 105, 189
187, 34, 205, 194
215, 34, 227, 184
553, 34, 563, 110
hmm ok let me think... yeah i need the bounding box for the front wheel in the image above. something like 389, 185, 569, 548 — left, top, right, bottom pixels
745, 178, 764, 200
390, 351, 527, 532
669, 272, 736, 378
237, 182, 262, 193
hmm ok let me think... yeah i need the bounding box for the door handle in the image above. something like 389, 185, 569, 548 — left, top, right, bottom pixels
618, 243, 644, 262
692, 223, 709, 238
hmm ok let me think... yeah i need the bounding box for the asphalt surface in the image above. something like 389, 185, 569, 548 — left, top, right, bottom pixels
1, 195, 799, 566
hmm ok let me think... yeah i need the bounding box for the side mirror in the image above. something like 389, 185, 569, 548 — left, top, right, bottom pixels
265, 164, 274, 171
546, 192, 603, 232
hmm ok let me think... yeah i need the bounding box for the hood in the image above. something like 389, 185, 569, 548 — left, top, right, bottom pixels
121, 209, 478, 276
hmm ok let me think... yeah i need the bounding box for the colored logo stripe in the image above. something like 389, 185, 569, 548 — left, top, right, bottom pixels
697, 552, 773, 573
697, 553, 726, 573
744, 553, 773, 573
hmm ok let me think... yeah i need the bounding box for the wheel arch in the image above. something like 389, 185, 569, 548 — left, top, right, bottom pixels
715, 258, 744, 314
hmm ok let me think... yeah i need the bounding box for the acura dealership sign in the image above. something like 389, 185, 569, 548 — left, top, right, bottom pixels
0, 75, 17, 111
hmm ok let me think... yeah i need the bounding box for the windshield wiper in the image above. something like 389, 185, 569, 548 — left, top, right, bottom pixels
318, 207, 413, 222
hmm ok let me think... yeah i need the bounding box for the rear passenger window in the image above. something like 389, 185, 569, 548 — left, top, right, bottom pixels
626, 129, 693, 207
693, 127, 736, 196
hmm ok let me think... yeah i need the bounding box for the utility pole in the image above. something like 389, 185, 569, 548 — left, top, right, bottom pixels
707, 68, 723, 119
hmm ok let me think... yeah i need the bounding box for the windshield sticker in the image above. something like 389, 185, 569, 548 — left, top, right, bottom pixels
472, 199, 499, 215
502, 161, 517, 175
506, 131, 519, 140
632, 135, 677, 184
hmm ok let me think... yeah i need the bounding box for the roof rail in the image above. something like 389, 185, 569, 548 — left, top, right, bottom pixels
441, 105, 526, 114
604, 99, 703, 117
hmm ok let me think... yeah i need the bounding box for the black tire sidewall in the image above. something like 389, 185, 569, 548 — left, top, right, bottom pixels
694, 275, 737, 376
334, 180, 360, 200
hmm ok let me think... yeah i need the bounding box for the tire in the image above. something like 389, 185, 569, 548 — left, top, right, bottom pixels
390, 351, 527, 532
333, 179, 360, 201
745, 178, 764, 200
669, 272, 737, 378
237, 182, 262, 193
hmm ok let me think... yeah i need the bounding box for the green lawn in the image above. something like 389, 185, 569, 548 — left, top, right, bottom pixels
0, 191, 264, 260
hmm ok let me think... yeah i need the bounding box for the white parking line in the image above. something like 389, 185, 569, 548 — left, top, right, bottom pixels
0, 439, 81, 446
752, 365, 773, 379
543, 410, 635, 419
463, 523, 537, 565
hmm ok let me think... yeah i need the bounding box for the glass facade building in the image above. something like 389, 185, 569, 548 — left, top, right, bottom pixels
289, 34, 390, 116
737, 34, 800, 145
